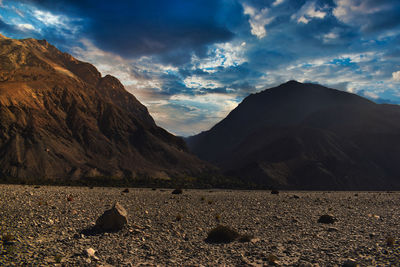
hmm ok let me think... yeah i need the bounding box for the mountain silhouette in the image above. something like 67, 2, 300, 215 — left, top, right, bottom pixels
0, 34, 211, 181
187, 81, 400, 189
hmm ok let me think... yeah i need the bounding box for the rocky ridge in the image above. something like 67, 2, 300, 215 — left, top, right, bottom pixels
0, 34, 210, 181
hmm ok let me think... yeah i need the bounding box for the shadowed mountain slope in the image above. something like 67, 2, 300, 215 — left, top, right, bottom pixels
187, 81, 400, 189
0, 34, 211, 181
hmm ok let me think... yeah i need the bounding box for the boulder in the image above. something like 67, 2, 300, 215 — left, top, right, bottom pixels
317, 214, 336, 224
95, 202, 128, 232
205, 225, 240, 243
172, 188, 183, 194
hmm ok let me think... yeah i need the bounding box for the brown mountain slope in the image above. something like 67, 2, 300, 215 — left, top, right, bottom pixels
0, 34, 211, 181
187, 81, 400, 189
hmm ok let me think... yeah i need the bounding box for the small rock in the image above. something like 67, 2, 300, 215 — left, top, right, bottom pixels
369, 233, 375, 238
95, 202, 128, 232
327, 227, 338, 232
342, 259, 359, 267
267, 254, 279, 265
317, 214, 336, 224
172, 188, 183, 194
85, 248, 99, 261
238, 234, 254, 243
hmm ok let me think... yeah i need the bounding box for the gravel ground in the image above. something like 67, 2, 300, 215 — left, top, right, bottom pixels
0, 184, 399, 266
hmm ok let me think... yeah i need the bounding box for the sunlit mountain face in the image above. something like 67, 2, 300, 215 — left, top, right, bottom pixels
1, 0, 400, 136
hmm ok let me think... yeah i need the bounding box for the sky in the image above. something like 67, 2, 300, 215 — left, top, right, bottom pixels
0, 0, 400, 136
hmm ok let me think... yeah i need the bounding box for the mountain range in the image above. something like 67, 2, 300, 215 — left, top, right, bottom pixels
0, 34, 211, 182
187, 81, 400, 190
1, 34, 399, 190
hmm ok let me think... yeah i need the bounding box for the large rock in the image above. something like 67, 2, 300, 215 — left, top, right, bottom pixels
317, 214, 336, 224
95, 202, 128, 232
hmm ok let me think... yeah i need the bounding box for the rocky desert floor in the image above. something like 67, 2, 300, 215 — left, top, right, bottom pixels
0, 185, 399, 266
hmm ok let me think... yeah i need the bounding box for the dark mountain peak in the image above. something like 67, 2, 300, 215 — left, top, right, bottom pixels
0, 35, 211, 181
281, 80, 301, 86
187, 81, 400, 190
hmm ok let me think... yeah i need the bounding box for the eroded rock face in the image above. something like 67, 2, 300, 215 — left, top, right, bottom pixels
0, 35, 212, 181
95, 202, 128, 232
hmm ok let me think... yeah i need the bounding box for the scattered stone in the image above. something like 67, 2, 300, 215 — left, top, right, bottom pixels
95, 202, 128, 232
342, 259, 359, 267
85, 248, 98, 260
238, 234, 255, 243
317, 214, 336, 224
267, 254, 279, 265
369, 233, 375, 238
327, 227, 338, 232
175, 214, 182, 221
122, 188, 129, 193
54, 253, 63, 263
171, 188, 183, 194
2, 233, 16, 245
205, 225, 240, 243
67, 195, 73, 202
386, 236, 395, 246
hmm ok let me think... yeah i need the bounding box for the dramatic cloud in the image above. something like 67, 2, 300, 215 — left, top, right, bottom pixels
0, 0, 399, 135
393, 71, 400, 81
242, 3, 272, 38
291, 1, 327, 24
333, 0, 400, 32
17, 0, 235, 60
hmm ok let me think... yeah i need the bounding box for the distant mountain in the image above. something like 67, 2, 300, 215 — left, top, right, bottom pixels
187, 81, 400, 189
0, 34, 211, 182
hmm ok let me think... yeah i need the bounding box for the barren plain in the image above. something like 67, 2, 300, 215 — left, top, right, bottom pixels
1, 185, 399, 266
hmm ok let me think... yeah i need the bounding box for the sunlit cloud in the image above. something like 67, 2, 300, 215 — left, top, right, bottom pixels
333, 0, 389, 24
193, 41, 247, 73
183, 76, 223, 90
33, 10, 69, 28
242, 3, 273, 39
17, 23, 35, 31
272, 0, 285, 7
291, 1, 326, 24
393, 71, 400, 81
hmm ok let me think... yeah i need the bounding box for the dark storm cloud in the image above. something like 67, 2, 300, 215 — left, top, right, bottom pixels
19, 0, 238, 60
